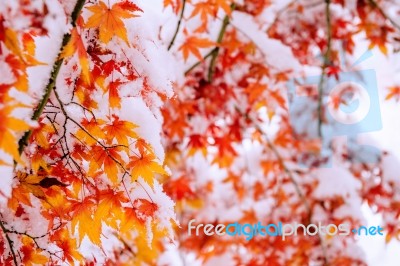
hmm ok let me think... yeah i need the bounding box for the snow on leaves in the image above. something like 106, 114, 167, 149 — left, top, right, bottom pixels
0, 0, 175, 265
1, 0, 400, 265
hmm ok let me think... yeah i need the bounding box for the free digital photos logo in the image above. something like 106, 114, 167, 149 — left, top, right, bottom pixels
287, 50, 382, 168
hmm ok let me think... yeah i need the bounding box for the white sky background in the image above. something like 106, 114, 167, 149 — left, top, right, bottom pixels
356, 42, 400, 265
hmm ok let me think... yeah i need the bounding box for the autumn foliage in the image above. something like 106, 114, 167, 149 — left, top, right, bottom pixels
0, 0, 400, 265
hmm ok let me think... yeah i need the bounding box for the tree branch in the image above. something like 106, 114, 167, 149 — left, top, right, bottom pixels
167, 0, 187, 50
207, 4, 235, 82
184, 49, 214, 76
184, 5, 235, 78
0, 220, 18, 266
18, 0, 86, 155
317, 0, 333, 138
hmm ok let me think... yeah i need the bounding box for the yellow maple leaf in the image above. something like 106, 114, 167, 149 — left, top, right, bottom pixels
4, 28, 22, 58
127, 152, 167, 186
71, 199, 102, 245
0, 106, 30, 162
75, 118, 106, 146
21, 236, 48, 266
31, 122, 55, 149
84, 1, 142, 45
94, 190, 127, 228
103, 116, 138, 147
60, 28, 90, 84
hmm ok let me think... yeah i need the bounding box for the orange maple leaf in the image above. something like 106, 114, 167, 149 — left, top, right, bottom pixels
0, 106, 30, 162
108, 79, 125, 108
8, 172, 42, 211
95, 189, 128, 228
89, 145, 124, 184
31, 122, 55, 150
103, 115, 138, 147
179, 36, 215, 61
163, 0, 182, 14
85, 1, 142, 45
0, 159, 10, 166
245, 82, 267, 104
21, 236, 48, 266
70, 198, 102, 245
187, 134, 207, 156
164, 175, 195, 200
3, 27, 22, 58
135, 138, 154, 155
120, 207, 144, 235
75, 118, 106, 146
190, 3, 216, 32
50, 228, 83, 264
385, 86, 400, 101
22, 32, 36, 56
60, 28, 90, 83
215, 0, 232, 15
127, 152, 167, 186
133, 198, 158, 222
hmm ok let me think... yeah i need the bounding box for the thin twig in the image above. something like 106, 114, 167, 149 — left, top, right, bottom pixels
53, 89, 130, 176
0, 220, 18, 266
168, 0, 187, 50
184, 49, 214, 76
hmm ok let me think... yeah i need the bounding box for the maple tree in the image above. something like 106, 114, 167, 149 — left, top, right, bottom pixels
1, 0, 400, 265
